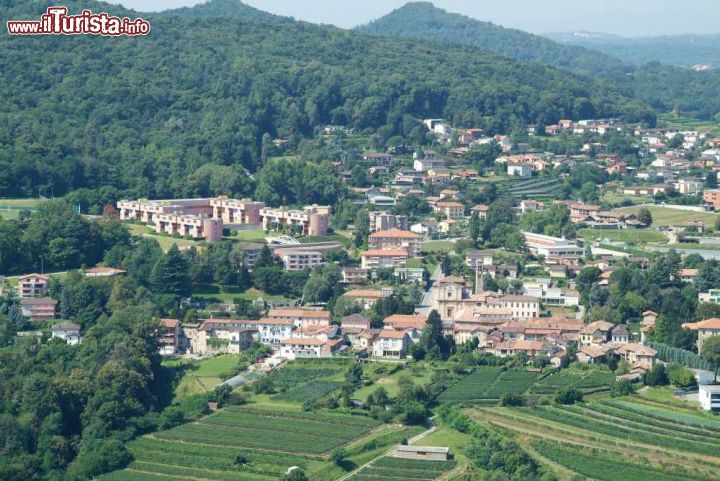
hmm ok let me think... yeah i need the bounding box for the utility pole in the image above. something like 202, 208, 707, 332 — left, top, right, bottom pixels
39, 255, 44, 275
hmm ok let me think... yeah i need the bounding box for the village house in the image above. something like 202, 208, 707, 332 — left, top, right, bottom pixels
343, 288, 394, 309
18, 273, 49, 298
485, 339, 554, 359
507, 163, 532, 178
51, 322, 81, 345
580, 320, 614, 346
434, 201, 465, 220
682, 318, 720, 351
275, 248, 324, 270
371, 330, 411, 358
280, 338, 343, 360
159, 318, 181, 355
615, 343, 657, 369
341, 267, 370, 284
470, 204, 489, 221
577, 345, 610, 364
20, 297, 57, 320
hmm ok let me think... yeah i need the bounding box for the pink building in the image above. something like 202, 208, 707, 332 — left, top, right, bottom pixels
155, 214, 223, 242
18, 273, 49, 298
260, 205, 330, 236
21, 297, 57, 319
117, 198, 213, 223
210, 197, 265, 225
369, 229, 420, 256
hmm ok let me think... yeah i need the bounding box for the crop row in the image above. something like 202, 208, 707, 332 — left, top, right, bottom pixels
522, 406, 720, 456
532, 440, 705, 481
437, 367, 503, 402
483, 370, 537, 398
266, 366, 342, 390
128, 461, 273, 481
222, 406, 380, 428
603, 399, 720, 432
531, 370, 613, 394
272, 380, 340, 403
558, 404, 720, 445
576, 403, 720, 440
98, 471, 191, 481
155, 423, 342, 453
373, 457, 456, 471
200, 412, 366, 440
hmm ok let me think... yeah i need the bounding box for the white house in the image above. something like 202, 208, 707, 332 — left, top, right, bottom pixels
371, 330, 411, 358
51, 322, 81, 345
699, 385, 720, 412
279, 338, 343, 360
507, 163, 532, 178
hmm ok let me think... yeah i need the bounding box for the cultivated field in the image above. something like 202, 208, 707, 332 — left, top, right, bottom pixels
469, 394, 720, 481
438, 367, 538, 403
578, 228, 668, 243
100, 407, 384, 481
615, 205, 718, 226
346, 456, 457, 481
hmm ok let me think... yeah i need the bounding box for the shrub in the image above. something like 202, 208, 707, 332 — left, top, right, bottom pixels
555, 388, 583, 405
499, 393, 525, 407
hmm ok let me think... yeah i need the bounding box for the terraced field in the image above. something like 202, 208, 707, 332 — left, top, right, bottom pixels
468, 396, 720, 481
530, 369, 615, 395
99, 407, 383, 481
346, 456, 457, 481
507, 178, 564, 199
438, 367, 537, 403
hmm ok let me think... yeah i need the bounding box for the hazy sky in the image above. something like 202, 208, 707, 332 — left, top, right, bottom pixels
116, 0, 720, 36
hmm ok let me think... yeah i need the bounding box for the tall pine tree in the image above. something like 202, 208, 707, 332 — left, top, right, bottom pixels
150, 245, 190, 297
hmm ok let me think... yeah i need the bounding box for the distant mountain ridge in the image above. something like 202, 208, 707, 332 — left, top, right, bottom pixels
547, 31, 720, 68
157, 0, 290, 22
356, 2, 632, 79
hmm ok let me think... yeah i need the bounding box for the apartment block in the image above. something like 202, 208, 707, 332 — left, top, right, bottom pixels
155, 214, 224, 242
368, 211, 409, 232
368, 229, 420, 256
275, 248, 324, 270
434, 201, 465, 220
210, 197, 265, 224
117, 198, 213, 223
260, 205, 330, 236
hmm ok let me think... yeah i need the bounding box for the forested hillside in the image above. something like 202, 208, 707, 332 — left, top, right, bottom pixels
0, 0, 652, 202
358, 2, 720, 121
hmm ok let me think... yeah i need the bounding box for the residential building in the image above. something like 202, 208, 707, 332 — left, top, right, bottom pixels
485, 340, 553, 359
155, 214, 224, 242
394, 267, 425, 283
341, 314, 371, 331
361, 249, 409, 269
51, 322, 81, 345
279, 338, 343, 359
371, 330, 411, 358
20, 297, 57, 319
705, 189, 720, 209
466, 251, 494, 268
501, 295, 541, 319
260, 205, 330, 236
117, 198, 214, 223
615, 343, 657, 369
577, 345, 610, 364
267, 308, 331, 328
210, 198, 265, 224
368, 211, 409, 233
681, 268, 699, 284
343, 288, 394, 309
580, 320, 614, 346
275, 248, 324, 270
341, 267, 369, 284
699, 289, 720, 304
699, 385, 720, 412
682, 318, 720, 351
507, 163, 532, 178
159, 319, 181, 355
368, 229, 420, 256
610, 324, 630, 344
18, 273, 49, 297
470, 204, 489, 220
434, 201, 465, 220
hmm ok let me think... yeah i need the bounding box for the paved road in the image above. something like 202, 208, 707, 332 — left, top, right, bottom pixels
416, 264, 443, 316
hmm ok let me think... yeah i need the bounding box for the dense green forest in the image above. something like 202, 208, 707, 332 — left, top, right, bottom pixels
357, 2, 720, 121
547, 31, 720, 68
0, 0, 652, 202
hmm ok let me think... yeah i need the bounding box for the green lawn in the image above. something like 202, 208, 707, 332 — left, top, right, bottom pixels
578, 228, 668, 244
229, 229, 267, 242
355, 364, 434, 400
0, 210, 20, 220
420, 241, 455, 253
615, 205, 718, 227
165, 355, 241, 400
602, 192, 653, 206
0, 198, 44, 208
127, 224, 198, 251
